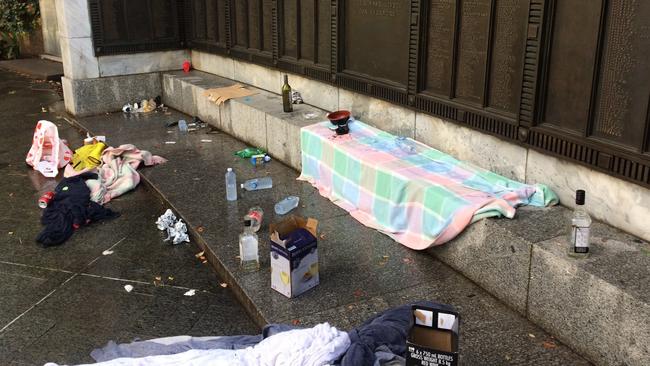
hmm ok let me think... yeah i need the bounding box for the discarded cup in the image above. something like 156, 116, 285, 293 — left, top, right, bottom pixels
178, 120, 188, 134
275, 196, 299, 215
250, 154, 271, 166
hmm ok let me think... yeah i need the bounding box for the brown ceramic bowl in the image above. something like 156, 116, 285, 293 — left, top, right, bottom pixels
327, 110, 351, 126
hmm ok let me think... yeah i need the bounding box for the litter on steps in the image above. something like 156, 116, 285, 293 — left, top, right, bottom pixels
155, 209, 190, 245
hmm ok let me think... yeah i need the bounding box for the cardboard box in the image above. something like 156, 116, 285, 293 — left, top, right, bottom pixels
406, 305, 460, 366
270, 216, 319, 298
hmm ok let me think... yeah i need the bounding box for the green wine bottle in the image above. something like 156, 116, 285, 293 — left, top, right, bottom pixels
281, 74, 293, 113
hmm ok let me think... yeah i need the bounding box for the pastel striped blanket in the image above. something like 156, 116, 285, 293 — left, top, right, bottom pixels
298, 120, 558, 249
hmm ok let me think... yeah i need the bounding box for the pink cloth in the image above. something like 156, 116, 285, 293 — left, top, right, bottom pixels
65, 144, 166, 204
25, 120, 73, 177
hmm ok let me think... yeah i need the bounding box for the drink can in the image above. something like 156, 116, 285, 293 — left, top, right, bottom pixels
38, 191, 55, 208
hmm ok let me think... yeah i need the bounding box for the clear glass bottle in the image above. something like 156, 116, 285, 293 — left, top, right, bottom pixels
239, 220, 259, 271
569, 189, 591, 258
281, 74, 293, 113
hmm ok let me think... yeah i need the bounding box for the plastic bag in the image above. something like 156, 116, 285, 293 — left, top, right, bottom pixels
25, 120, 73, 178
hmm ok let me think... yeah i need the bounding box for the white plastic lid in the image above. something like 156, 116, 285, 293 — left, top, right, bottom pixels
227, 168, 232, 172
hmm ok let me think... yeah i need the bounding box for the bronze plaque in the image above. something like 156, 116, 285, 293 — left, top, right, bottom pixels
234, 1, 249, 47
454, 0, 491, 103
248, 0, 261, 49
205, 1, 219, 41
344, 0, 411, 86
283, 0, 298, 58
542, 0, 602, 133
101, 1, 127, 42
317, 1, 331, 65
218, 0, 228, 45
151, 0, 175, 39
300, 0, 316, 61
124, 0, 151, 41
192, 1, 207, 40
424, 0, 456, 96
262, 0, 273, 52
487, 0, 527, 114
593, 0, 650, 148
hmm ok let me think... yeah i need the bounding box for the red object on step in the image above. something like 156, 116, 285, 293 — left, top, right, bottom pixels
183, 60, 191, 73
38, 191, 55, 208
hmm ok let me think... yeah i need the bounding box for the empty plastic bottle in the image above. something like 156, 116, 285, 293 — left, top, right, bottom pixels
178, 119, 188, 134
275, 196, 300, 215
240, 177, 273, 191
225, 168, 237, 201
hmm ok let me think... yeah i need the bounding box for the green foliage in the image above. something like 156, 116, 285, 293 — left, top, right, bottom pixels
0, 0, 40, 59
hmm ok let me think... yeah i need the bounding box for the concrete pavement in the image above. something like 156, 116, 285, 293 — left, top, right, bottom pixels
0, 69, 258, 365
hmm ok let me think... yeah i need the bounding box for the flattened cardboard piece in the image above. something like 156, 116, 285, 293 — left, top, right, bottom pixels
407, 305, 460, 366
204, 84, 257, 106
269, 215, 319, 298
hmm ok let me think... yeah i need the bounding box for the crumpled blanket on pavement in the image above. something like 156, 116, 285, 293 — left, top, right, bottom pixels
56, 301, 443, 366
45, 323, 349, 366
65, 144, 166, 204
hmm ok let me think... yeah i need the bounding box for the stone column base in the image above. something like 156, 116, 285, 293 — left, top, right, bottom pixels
62, 73, 162, 116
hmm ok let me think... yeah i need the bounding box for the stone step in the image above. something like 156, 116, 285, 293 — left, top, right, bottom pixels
70, 107, 591, 365
86, 69, 649, 366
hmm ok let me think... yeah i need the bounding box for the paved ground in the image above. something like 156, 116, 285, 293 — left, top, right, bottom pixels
73, 81, 593, 364
0, 58, 63, 81
0, 68, 593, 365
0, 70, 258, 365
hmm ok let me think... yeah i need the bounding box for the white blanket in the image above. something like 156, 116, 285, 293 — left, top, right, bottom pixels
45, 323, 350, 366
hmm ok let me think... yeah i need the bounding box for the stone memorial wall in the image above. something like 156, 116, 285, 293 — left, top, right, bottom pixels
88, 0, 650, 189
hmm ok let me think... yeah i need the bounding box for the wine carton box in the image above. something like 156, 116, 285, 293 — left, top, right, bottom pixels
406, 304, 460, 366
269, 216, 319, 298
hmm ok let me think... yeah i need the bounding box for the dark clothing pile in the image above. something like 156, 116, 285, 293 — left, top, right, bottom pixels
36, 173, 119, 246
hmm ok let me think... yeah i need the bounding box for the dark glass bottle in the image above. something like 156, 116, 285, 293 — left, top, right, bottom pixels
281, 74, 293, 113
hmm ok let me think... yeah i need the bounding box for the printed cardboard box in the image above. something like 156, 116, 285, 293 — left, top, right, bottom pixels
406, 304, 460, 366
270, 216, 319, 298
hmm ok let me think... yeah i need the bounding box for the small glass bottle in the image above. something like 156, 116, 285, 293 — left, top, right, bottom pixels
239, 220, 259, 271
281, 74, 293, 113
569, 189, 591, 258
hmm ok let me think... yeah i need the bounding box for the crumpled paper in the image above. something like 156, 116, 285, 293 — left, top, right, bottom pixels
155, 209, 189, 245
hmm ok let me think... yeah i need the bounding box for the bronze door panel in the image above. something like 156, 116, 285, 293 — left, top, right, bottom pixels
454, 0, 491, 104
343, 0, 411, 87
487, 0, 528, 116
541, 0, 603, 134
592, 0, 650, 150
423, 0, 456, 97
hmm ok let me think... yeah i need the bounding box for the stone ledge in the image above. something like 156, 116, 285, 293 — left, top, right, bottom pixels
158, 70, 650, 366
69, 108, 590, 365
162, 70, 323, 171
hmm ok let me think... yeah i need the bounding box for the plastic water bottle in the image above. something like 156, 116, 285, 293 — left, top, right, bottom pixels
240, 177, 273, 191
275, 196, 300, 215
178, 119, 188, 134
225, 168, 237, 201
